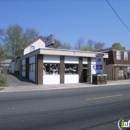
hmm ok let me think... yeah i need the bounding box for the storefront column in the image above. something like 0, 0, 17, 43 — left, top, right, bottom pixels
35, 55, 37, 83
60, 56, 64, 84
20, 59, 22, 76
103, 58, 106, 74
26, 58, 29, 79
78, 57, 83, 83
37, 54, 43, 84
87, 57, 91, 83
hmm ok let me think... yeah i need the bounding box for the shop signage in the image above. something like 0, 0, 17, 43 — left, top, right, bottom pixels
96, 54, 104, 74
45, 34, 55, 47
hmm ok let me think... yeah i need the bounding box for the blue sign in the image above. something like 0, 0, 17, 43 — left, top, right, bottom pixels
96, 55, 103, 74
96, 65, 103, 69
96, 64, 103, 74
97, 58, 102, 63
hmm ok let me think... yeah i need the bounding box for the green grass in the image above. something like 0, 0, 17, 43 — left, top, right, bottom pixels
0, 88, 4, 90
0, 74, 6, 85
0, 84, 9, 87
0, 74, 8, 91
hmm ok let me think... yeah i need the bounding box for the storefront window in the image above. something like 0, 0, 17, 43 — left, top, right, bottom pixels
43, 63, 59, 75
29, 64, 35, 72
119, 69, 124, 76
65, 64, 78, 74
22, 65, 26, 72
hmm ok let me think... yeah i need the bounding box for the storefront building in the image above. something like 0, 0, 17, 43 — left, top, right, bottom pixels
20, 48, 108, 85
11, 36, 108, 85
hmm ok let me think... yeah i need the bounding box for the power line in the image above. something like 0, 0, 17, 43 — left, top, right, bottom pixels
106, 0, 130, 32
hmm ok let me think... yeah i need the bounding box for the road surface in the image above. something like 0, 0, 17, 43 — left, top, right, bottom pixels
0, 84, 130, 130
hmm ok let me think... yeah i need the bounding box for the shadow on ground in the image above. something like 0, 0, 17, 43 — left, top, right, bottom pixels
11, 74, 34, 83
7, 74, 36, 86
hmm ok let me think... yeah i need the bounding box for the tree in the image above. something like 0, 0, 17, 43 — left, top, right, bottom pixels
51, 39, 62, 48
0, 44, 4, 57
80, 46, 96, 52
22, 28, 39, 46
0, 28, 4, 43
4, 24, 39, 59
75, 37, 85, 50
0, 29, 6, 60
60, 43, 72, 50
51, 40, 72, 50
80, 39, 105, 51
4, 24, 23, 59
112, 42, 125, 50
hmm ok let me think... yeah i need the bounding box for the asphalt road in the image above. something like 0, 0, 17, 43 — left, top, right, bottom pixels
0, 84, 130, 130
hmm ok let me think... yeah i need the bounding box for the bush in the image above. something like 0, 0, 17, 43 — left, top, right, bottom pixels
0, 74, 6, 85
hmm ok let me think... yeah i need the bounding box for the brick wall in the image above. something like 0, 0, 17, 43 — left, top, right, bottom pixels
60, 56, 64, 84
106, 50, 130, 65
37, 54, 43, 84
78, 57, 83, 83
104, 64, 113, 80
113, 67, 127, 80
87, 57, 91, 83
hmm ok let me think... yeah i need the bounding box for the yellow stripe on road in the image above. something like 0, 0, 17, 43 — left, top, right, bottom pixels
87, 94, 122, 101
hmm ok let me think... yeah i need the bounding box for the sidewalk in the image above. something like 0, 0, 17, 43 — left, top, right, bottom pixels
1, 79, 130, 93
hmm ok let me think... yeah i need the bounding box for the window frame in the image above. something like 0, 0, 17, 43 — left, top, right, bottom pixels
29, 63, 35, 72
119, 69, 124, 76
22, 65, 26, 72
116, 51, 121, 60
30, 46, 35, 52
124, 52, 128, 60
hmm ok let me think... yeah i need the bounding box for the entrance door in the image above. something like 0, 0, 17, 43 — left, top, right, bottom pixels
83, 69, 87, 82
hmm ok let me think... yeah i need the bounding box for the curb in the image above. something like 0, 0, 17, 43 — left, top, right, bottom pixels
0, 81, 130, 93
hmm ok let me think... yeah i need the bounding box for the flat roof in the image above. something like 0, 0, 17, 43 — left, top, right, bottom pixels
21, 48, 108, 59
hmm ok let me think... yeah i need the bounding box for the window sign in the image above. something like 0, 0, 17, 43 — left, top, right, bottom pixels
45, 34, 55, 47
43, 63, 59, 75
65, 64, 78, 74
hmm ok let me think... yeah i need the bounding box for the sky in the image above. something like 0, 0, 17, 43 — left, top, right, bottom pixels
1, 0, 130, 49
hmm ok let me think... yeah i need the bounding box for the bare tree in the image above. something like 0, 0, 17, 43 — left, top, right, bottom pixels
81, 39, 105, 51
94, 42, 105, 50
51, 39, 62, 49
51, 39, 72, 50
0, 28, 4, 42
75, 37, 85, 50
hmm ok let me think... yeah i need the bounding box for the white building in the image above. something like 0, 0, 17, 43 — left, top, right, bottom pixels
11, 36, 108, 85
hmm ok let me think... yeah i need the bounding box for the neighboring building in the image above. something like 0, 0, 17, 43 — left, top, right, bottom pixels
0, 59, 12, 74
98, 48, 130, 80
0, 59, 12, 68
11, 36, 108, 85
